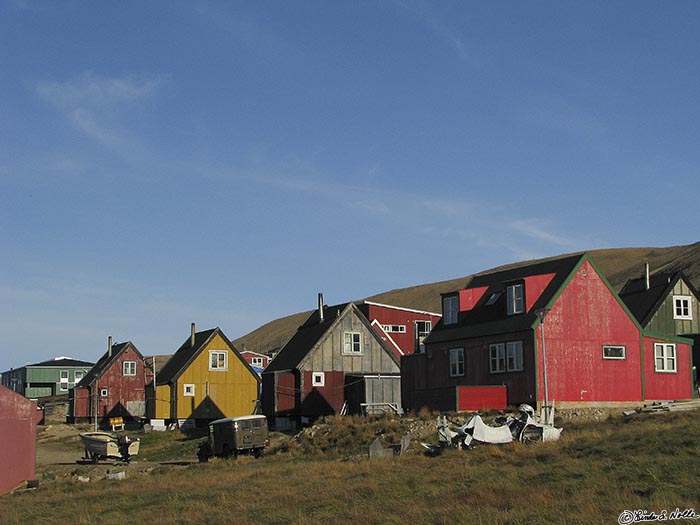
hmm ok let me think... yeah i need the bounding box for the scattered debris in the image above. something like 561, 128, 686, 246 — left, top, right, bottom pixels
421, 404, 563, 454
368, 434, 412, 458
624, 399, 700, 416
105, 471, 126, 481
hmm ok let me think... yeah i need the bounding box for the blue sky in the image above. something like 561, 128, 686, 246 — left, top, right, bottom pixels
2, 1, 699, 371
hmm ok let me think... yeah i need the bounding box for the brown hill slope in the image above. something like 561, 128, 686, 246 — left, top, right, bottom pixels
233, 242, 700, 355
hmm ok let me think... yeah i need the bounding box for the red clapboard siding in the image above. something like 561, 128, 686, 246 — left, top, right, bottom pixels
457, 385, 507, 411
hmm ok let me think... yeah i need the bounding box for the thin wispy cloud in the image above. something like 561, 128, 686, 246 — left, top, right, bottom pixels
510, 218, 574, 247
33, 72, 167, 160
35, 72, 166, 110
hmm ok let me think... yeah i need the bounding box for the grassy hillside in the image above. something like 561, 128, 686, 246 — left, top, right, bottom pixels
233, 242, 700, 355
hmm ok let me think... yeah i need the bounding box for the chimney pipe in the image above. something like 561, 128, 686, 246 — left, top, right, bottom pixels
645, 262, 650, 291
318, 293, 324, 322
108, 335, 113, 357
191, 322, 196, 348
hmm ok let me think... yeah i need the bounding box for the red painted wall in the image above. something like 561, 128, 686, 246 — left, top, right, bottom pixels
459, 287, 489, 311
457, 385, 507, 411
364, 303, 441, 356
0, 386, 42, 495
525, 273, 555, 312
642, 337, 692, 400
275, 372, 297, 413
302, 370, 345, 415
536, 260, 643, 403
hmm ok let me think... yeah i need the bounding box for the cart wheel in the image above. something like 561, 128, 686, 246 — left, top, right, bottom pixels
254, 448, 263, 459
91, 453, 99, 464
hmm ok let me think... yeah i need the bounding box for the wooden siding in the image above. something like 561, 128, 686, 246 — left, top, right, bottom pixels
537, 260, 643, 403
642, 337, 693, 400
72, 345, 146, 421
416, 330, 536, 406
300, 309, 400, 376
646, 280, 700, 335
173, 333, 259, 420
363, 303, 441, 356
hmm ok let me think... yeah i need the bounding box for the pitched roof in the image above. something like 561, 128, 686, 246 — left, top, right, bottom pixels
426, 253, 586, 344
28, 357, 95, 368
76, 341, 143, 388
156, 328, 218, 385
156, 327, 258, 385
264, 303, 350, 373
619, 270, 698, 326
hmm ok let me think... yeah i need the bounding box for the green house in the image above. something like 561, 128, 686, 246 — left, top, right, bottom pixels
1, 357, 95, 400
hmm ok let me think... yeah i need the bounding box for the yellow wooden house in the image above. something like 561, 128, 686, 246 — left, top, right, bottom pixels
152, 324, 260, 425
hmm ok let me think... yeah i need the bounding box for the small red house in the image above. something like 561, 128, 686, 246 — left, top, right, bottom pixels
70, 339, 150, 426
240, 350, 270, 373
358, 301, 441, 358
403, 253, 693, 413
262, 296, 402, 430
0, 385, 42, 495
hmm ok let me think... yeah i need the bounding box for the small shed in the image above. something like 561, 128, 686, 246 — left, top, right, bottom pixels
0, 385, 42, 495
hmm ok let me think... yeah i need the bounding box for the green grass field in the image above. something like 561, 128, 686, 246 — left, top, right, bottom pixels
3, 410, 699, 524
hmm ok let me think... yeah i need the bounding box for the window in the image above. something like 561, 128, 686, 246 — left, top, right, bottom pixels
415, 320, 432, 353
486, 292, 502, 306
183, 384, 195, 397
673, 296, 692, 320
122, 361, 137, 376
100, 388, 109, 397
344, 332, 362, 354
75, 370, 85, 383
443, 296, 459, 324
654, 343, 677, 373
450, 348, 464, 377
209, 351, 228, 370
507, 341, 524, 371
603, 345, 626, 360
382, 324, 406, 333
506, 284, 524, 315
251, 357, 264, 367
490, 343, 506, 373
312, 372, 325, 387
59, 370, 69, 391
491, 341, 523, 372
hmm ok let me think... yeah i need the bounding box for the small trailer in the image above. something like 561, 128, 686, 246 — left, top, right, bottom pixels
79, 432, 140, 464
197, 415, 269, 462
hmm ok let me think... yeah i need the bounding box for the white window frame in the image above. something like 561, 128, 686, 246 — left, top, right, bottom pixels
251, 357, 264, 367
382, 324, 406, 333
183, 384, 195, 397
603, 345, 626, 360
654, 343, 677, 373
673, 295, 692, 320
490, 343, 506, 373
443, 296, 459, 324
59, 369, 69, 391
415, 320, 432, 353
75, 370, 85, 383
209, 351, 228, 371
100, 387, 109, 397
122, 360, 137, 376
449, 348, 464, 377
506, 284, 524, 315
312, 372, 325, 387
506, 341, 524, 371
343, 332, 362, 354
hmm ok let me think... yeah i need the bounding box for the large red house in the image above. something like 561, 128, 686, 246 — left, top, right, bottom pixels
403, 253, 693, 413
70, 339, 151, 426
